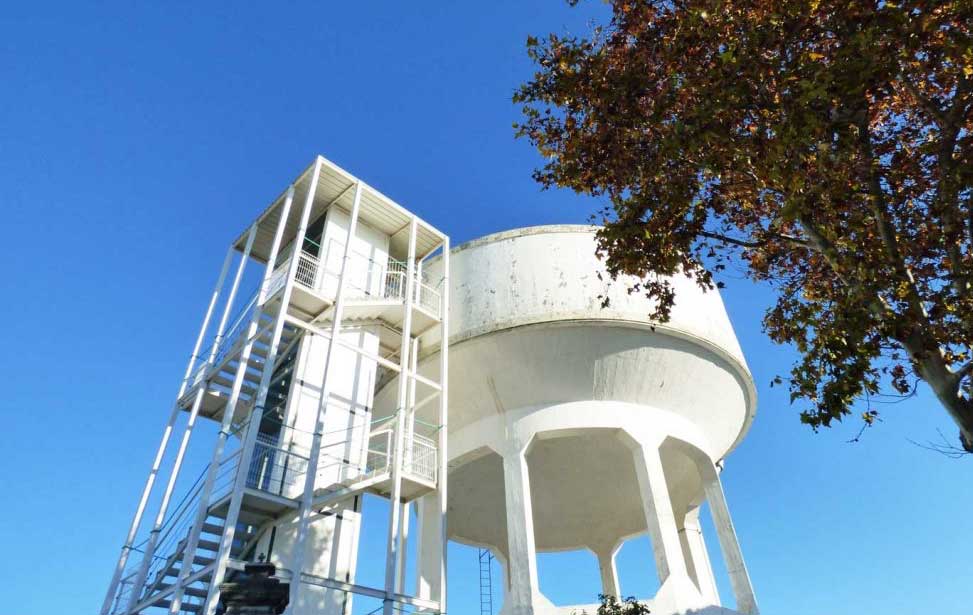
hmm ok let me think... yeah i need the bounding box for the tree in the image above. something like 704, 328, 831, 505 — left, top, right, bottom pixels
581, 594, 651, 615
514, 1, 973, 450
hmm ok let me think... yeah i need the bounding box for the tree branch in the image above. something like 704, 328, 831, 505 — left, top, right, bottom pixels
956, 360, 973, 381
697, 230, 810, 250
930, 74, 972, 299
794, 213, 853, 287
902, 78, 947, 126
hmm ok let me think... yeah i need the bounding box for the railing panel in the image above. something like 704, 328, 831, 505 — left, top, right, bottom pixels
365, 429, 392, 475
414, 282, 441, 317
275, 242, 442, 323
246, 436, 309, 499
294, 251, 320, 289
406, 432, 437, 483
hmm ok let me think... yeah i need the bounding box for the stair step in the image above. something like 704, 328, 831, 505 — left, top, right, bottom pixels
200, 523, 224, 535
165, 555, 214, 576
157, 584, 209, 599
211, 374, 257, 395
220, 362, 262, 380
155, 598, 201, 613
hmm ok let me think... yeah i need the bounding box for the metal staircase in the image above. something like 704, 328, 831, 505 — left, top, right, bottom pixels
113, 414, 438, 614
109, 274, 440, 615
104, 160, 450, 615
176, 294, 300, 425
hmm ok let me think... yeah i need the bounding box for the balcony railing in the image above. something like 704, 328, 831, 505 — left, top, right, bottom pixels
246, 436, 310, 498
365, 428, 393, 476
266, 238, 442, 318
362, 425, 437, 484
406, 432, 437, 483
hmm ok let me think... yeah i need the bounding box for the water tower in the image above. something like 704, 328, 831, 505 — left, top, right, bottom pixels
101, 157, 759, 615
375, 226, 759, 615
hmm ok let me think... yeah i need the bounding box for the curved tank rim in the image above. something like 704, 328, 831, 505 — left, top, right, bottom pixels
424, 223, 758, 459
449, 224, 600, 256
441, 317, 758, 460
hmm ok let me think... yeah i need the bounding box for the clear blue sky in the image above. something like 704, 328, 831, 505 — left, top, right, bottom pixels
1, 3, 969, 614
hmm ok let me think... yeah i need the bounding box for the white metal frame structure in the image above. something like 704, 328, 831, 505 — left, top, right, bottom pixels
101, 156, 450, 615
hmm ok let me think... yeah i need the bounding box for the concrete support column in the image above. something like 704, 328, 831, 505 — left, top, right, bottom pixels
415, 493, 443, 605
630, 440, 700, 612
678, 508, 719, 605
395, 501, 411, 593
702, 468, 758, 614
592, 544, 620, 599
501, 445, 540, 615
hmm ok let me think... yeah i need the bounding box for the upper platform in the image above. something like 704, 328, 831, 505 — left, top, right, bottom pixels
178, 155, 448, 427
231, 155, 445, 264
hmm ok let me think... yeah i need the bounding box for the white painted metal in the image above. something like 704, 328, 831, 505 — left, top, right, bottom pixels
435, 238, 449, 613
283, 315, 402, 373
382, 218, 418, 615
416, 238, 450, 611
104, 157, 451, 615
202, 159, 324, 615
168, 187, 297, 614
286, 180, 364, 608
395, 339, 419, 594
101, 244, 235, 615
299, 571, 440, 611
184, 247, 238, 392
127, 226, 259, 610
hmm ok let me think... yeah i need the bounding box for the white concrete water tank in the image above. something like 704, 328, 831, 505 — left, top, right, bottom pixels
375, 225, 759, 615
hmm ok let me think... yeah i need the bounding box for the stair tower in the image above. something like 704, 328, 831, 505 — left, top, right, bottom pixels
101, 156, 450, 615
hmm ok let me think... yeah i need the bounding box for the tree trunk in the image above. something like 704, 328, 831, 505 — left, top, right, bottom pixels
915, 353, 973, 453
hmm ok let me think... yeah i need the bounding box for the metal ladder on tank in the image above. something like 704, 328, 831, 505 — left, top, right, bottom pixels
478, 548, 494, 615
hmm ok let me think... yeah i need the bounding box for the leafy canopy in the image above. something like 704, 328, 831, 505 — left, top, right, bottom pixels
515, 1, 973, 450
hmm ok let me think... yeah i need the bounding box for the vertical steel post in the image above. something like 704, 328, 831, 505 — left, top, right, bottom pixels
414, 239, 449, 612
128, 227, 258, 610
436, 238, 450, 614
101, 245, 235, 615
394, 338, 418, 594
168, 189, 295, 614
286, 180, 364, 608
202, 159, 324, 615
383, 218, 418, 615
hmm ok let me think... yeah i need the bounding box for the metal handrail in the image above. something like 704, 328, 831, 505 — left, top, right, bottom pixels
274, 239, 444, 321
414, 280, 441, 316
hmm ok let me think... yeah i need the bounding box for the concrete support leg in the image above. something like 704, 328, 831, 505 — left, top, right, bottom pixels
396, 501, 411, 593
416, 494, 443, 606
630, 441, 701, 612
501, 447, 541, 615
703, 471, 758, 614
678, 507, 719, 605
593, 544, 620, 599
